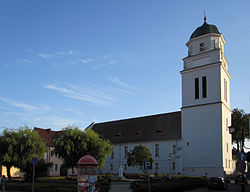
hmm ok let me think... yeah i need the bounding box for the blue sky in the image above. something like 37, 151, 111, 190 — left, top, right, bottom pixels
0, 0, 249, 132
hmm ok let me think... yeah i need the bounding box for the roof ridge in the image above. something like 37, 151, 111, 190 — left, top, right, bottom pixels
96, 111, 181, 125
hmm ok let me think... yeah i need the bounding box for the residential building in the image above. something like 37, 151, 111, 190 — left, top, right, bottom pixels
34, 127, 63, 176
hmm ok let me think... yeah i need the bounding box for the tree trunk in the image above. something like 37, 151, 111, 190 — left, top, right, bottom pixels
72, 166, 74, 175
237, 141, 240, 152
6, 165, 12, 180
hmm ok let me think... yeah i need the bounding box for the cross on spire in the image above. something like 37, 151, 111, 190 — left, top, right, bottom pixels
204, 11, 207, 23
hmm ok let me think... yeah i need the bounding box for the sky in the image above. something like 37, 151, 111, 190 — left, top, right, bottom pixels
0, 0, 249, 133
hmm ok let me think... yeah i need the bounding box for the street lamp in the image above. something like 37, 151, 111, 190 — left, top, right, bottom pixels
229, 126, 235, 134
229, 125, 246, 192
168, 153, 173, 175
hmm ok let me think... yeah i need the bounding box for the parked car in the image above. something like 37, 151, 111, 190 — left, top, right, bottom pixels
235, 175, 248, 184
207, 177, 227, 190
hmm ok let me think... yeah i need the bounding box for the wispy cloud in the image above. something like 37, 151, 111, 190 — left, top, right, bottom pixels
0, 106, 11, 111
37, 53, 54, 59
21, 59, 32, 63
108, 77, 138, 90
3, 63, 13, 67
0, 96, 50, 112
44, 78, 139, 106
80, 59, 92, 63
92, 59, 118, 69
28, 116, 79, 129
35, 49, 75, 59
56, 50, 75, 56
44, 83, 115, 105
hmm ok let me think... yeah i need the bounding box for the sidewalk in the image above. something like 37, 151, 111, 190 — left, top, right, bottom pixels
109, 181, 132, 192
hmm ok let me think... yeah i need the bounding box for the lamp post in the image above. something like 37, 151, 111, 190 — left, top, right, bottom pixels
229, 126, 235, 135
229, 126, 245, 192
168, 153, 173, 175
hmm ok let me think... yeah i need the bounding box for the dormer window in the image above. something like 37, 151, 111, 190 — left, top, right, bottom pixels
99, 134, 104, 139
200, 43, 206, 52
135, 130, 141, 136
116, 132, 122, 137
156, 128, 163, 133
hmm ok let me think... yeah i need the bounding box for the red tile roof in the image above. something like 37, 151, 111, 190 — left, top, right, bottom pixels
34, 127, 62, 147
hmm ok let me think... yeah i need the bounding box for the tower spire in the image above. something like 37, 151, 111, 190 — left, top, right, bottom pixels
204, 11, 207, 23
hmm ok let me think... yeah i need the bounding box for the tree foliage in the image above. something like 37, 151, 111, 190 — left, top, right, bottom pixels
127, 145, 153, 170
54, 126, 112, 174
231, 108, 249, 151
84, 129, 113, 167
0, 126, 46, 179
53, 126, 87, 174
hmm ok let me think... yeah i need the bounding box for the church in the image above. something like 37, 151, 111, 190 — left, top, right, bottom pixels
89, 17, 235, 177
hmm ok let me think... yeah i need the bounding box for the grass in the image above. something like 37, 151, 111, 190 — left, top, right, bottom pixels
7, 178, 77, 192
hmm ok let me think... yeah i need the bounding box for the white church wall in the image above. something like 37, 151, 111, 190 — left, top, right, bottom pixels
220, 64, 234, 174
220, 65, 231, 108
100, 140, 183, 175
221, 103, 235, 174
182, 104, 223, 177
185, 34, 223, 69
182, 64, 221, 108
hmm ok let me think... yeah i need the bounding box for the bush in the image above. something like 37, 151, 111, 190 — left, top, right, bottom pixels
96, 177, 111, 192
6, 176, 111, 192
131, 176, 207, 192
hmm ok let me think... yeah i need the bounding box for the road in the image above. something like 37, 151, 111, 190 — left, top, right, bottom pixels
109, 182, 250, 192
184, 183, 250, 192
109, 182, 132, 192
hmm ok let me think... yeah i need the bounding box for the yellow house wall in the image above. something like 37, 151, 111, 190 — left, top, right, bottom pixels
1, 166, 24, 178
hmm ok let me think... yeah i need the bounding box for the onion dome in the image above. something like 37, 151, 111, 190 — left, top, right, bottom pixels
190, 16, 220, 39
78, 155, 98, 165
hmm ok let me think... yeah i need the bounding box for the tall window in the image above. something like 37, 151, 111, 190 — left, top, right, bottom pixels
155, 144, 159, 157
226, 118, 228, 131
111, 151, 114, 159
124, 146, 128, 158
155, 163, 159, 170
173, 145, 176, 154
212, 40, 215, 49
195, 78, 199, 99
124, 164, 127, 170
202, 76, 207, 98
188, 44, 193, 55
110, 164, 113, 171
172, 162, 175, 170
226, 143, 229, 153
224, 79, 227, 101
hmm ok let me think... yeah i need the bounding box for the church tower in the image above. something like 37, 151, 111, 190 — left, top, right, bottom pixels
181, 16, 233, 177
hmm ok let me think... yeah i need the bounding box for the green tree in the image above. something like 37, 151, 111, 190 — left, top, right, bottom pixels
0, 126, 46, 179
127, 145, 153, 171
54, 126, 87, 175
0, 132, 14, 179
54, 126, 112, 175
232, 108, 249, 152
84, 129, 113, 167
